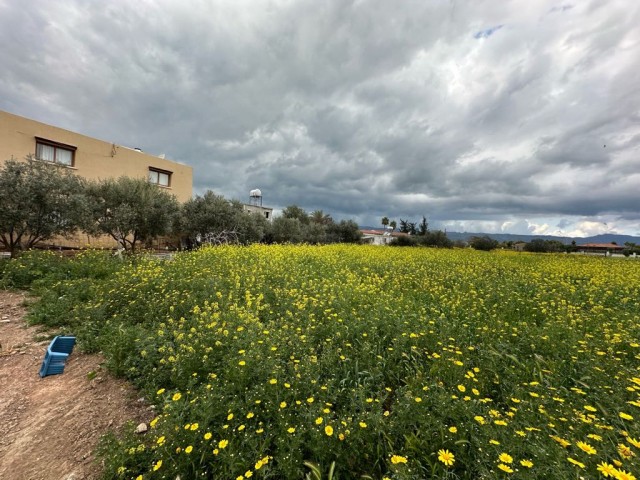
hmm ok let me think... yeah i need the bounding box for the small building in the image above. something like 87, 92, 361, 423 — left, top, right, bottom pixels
512, 241, 527, 252
242, 188, 272, 221
577, 243, 625, 255
360, 229, 409, 245
243, 204, 273, 221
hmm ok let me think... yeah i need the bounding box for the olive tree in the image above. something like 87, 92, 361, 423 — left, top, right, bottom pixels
469, 235, 499, 251
0, 157, 88, 257
85, 176, 179, 252
179, 191, 269, 246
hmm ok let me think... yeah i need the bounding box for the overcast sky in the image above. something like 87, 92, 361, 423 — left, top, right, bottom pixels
1, 0, 639, 237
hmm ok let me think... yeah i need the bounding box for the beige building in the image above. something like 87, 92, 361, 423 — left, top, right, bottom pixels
1, 110, 193, 249
0, 110, 193, 203
243, 204, 273, 221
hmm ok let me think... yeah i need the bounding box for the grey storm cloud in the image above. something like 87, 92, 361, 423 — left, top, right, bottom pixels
1, 0, 639, 235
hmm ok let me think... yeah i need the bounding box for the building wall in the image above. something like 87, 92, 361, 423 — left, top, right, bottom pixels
361, 233, 393, 245
1, 110, 193, 250
0, 110, 193, 203
243, 204, 273, 221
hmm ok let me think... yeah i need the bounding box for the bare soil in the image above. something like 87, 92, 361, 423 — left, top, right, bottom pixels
0, 291, 152, 480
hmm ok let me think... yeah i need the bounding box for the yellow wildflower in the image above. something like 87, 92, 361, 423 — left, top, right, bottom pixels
498, 453, 513, 464
390, 455, 408, 464
576, 441, 596, 455
567, 457, 585, 468
437, 449, 455, 466
596, 462, 616, 478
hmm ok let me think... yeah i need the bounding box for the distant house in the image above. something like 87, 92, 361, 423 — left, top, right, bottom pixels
242, 189, 272, 221
577, 243, 624, 255
243, 204, 273, 221
360, 229, 409, 245
512, 241, 527, 252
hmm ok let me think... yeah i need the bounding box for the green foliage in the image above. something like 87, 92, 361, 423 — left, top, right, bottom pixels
0, 249, 128, 344
180, 191, 268, 246
235, 210, 270, 244
623, 242, 640, 256
469, 235, 499, 251
417, 216, 428, 236
85, 176, 179, 252
417, 230, 453, 248
18, 246, 640, 479
310, 210, 333, 226
326, 220, 362, 244
180, 191, 236, 238
270, 206, 361, 244
524, 239, 566, 253
283, 205, 311, 225
0, 250, 65, 289
390, 230, 453, 248
0, 157, 88, 257
303, 222, 328, 244
265, 205, 362, 244
389, 235, 418, 247
269, 216, 305, 243
397, 216, 429, 236
305, 461, 337, 480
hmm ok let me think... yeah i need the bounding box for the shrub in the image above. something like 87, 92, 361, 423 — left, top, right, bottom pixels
417, 230, 453, 248
389, 235, 417, 246
0, 250, 66, 289
524, 239, 565, 253
469, 235, 499, 251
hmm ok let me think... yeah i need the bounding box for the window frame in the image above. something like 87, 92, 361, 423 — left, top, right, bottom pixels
35, 137, 77, 167
148, 166, 172, 187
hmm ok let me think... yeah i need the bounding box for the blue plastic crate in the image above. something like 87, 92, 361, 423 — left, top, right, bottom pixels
39, 336, 76, 377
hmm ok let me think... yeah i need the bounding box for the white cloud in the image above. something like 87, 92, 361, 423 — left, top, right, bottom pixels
1, 0, 639, 235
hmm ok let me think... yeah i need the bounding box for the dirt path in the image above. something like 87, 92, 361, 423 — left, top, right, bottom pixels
0, 291, 152, 480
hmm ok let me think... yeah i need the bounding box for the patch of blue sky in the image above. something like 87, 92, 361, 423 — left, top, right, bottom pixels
473, 24, 504, 39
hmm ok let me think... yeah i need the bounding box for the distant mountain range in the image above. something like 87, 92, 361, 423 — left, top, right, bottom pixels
359, 227, 640, 245
443, 232, 640, 245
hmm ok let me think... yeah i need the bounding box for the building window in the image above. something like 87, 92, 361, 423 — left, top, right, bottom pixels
35, 138, 76, 166
264, 212, 270, 219
149, 167, 171, 187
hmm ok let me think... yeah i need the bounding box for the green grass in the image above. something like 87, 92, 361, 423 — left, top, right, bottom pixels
4, 246, 639, 479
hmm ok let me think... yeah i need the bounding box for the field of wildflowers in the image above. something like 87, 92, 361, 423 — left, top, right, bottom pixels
7, 245, 640, 479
